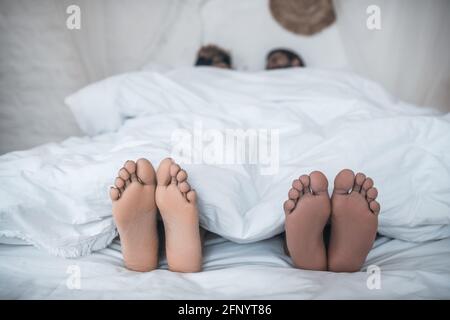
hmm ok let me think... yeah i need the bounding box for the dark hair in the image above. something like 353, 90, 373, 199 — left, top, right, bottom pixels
266, 48, 305, 67
195, 54, 231, 66
195, 46, 232, 67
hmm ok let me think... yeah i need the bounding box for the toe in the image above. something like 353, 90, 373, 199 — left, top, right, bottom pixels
129, 172, 138, 183
114, 177, 125, 189
284, 199, 296, 215
110, 187, 120, 201
361, 177, 374, 197
157, 157, 173, 186
186, 190, 197, 204
170, 164, 181, 184
352, 173, 366, 193
288, 188, 300, 200
369, 200, 381, 215
136, 158, 156, 185
118, 168, 130, 181
333, 169, 354, 195
123, 160, 136, 174
366, 187, 378, 201
292, 179, 304, 196
310, 171, 328, 195
176, 169, 188, 183
179, 181, 191, 193
299, 175, 311, 193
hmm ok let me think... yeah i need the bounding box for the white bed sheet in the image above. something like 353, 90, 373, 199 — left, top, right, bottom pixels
1, 232, 449, 299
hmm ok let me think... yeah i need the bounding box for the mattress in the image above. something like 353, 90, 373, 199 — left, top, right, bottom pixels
1, 232, 449, 299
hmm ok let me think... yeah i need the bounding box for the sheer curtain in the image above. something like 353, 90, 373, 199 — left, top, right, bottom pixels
57, 0, 203, 83
334, 0, 450, 112
0, 0, 203, 154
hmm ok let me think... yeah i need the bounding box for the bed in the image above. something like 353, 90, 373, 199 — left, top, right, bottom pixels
1, 232, 450, 299
0, 67, 449, 299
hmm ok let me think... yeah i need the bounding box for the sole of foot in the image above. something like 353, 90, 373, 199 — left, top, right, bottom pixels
156, 158, 202, 273
328, 169, 380, 272
110, 158, 159, 272
284, 171, 331, 271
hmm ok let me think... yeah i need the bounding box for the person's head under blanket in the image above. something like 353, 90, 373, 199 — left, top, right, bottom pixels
194, 44, 305, 70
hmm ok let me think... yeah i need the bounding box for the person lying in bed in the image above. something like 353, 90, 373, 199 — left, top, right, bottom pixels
194, 44, 305, 70
108, 47, 380, 273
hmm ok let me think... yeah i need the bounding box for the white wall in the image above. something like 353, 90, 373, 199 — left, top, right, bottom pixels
0, 0, 84, 153
335, 0, 450, 112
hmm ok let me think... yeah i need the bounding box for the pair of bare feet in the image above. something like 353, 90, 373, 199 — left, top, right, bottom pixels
110, 158, 202, 273
284, 170, 380, 272
110, 159, 380, 274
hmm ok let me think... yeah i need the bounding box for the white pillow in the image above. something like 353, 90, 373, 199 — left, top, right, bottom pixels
65, 75, 123, 136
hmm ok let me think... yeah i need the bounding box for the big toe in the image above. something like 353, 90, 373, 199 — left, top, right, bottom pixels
310, 171, 328, 195
157, 157, 173, 186
334, 169, 355, 195
136, 158, 156, 185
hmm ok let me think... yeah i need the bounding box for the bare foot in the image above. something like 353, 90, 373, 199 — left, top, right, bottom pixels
110, 159, 158, 272
156, 158, 202, 272
284, 171, 331, 271
328, 169, 380, 272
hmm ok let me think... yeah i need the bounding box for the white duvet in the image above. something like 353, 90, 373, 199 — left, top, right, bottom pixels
0, 67, 449, 258
1, 234, 450, 299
